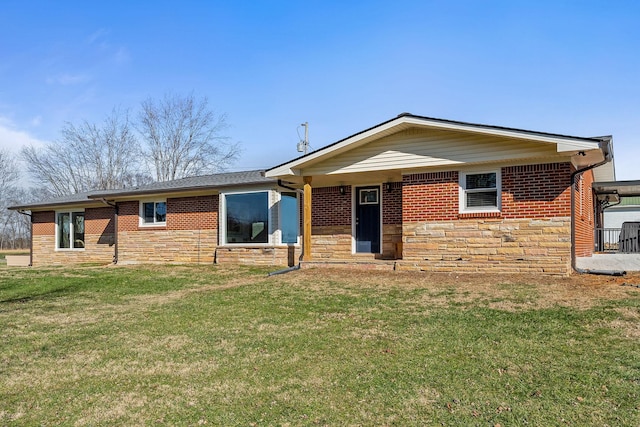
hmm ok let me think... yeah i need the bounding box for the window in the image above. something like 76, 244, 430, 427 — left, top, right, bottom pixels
460, 171, 501, 212
57, 211, 84, 250
225, 192, 269, 244
140, 201, 166, 226
359, 188, 379, 205
280, 192, 299, 244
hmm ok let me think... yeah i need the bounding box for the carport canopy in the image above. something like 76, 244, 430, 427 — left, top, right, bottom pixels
593, 180, 640, 204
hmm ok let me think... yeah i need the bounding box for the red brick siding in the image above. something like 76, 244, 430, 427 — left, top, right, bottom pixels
383, 182, 402, 225
32, 208, 114, 235
85, 207, 115, 235
402, 171, 459, 222
502, 163, 572, 219
32, 211, 55, 235
167, 195, 218, 230
117, 201, 139, 232
574, 169, 595, 257
312, 186, 351, 227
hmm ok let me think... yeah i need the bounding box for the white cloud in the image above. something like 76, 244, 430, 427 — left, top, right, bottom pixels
0, 118, 49, 155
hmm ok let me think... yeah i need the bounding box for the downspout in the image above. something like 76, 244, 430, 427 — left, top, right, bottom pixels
17, 210, 33, 267
99, 199, 118, 264
570, 138, 622, 275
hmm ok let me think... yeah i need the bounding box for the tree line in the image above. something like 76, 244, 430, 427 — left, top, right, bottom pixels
0, 93, 240, 249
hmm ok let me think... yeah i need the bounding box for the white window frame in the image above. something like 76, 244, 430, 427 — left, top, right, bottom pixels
221, 189, 273, 246
459, 170, 501, 213
55, 209, 85, 251
139, 199, 167, 227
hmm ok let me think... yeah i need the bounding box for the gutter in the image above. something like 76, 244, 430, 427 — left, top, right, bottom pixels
17, 210, 33, 267
99, 199, 119, 264
570, 137, 624, 275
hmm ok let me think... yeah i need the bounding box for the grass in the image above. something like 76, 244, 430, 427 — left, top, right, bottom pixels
1, 265, 639, 426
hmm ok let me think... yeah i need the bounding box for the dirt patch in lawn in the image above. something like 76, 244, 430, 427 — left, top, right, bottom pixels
277, 268, 640, 311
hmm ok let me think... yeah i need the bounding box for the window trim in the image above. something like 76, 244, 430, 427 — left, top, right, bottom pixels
55, 209, 85, 251
139, 199, 167, 227
459, 169, 501, 213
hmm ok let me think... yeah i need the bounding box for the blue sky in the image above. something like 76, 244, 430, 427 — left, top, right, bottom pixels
1, 1, 639, 182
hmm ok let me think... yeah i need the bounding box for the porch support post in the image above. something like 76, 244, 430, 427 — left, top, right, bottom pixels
303, 176, 312, 261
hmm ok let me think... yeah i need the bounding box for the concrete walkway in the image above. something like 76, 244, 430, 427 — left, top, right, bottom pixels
576, 253, 640, 272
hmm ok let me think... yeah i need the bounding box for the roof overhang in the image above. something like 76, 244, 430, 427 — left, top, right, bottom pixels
266, 114, 608, 178
8, 199, 103, 212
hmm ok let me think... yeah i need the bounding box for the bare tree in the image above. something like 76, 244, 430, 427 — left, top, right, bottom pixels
138, 93, 240, 181
0, 150, 22, 249
0, 148, 19, 197
21, 109, 145, 196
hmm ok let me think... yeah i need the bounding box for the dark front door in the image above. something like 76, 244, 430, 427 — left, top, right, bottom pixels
355, 186, 381, 253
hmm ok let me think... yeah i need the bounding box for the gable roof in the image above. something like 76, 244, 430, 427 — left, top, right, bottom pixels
9, 170, 275, 211
266, 113, 613, 179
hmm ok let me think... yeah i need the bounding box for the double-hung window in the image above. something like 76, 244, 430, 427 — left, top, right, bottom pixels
460, 171, 501, 212
140, 201, 167, 226
56, 211, 85, 250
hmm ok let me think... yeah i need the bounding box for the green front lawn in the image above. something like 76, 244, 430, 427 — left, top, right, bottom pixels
1, 265, 638, 425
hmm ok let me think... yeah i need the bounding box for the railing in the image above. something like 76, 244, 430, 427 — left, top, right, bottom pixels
595, 224, 640, 253
594, 228, 621, 252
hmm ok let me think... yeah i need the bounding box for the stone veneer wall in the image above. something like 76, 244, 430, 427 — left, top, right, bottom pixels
31, 207, 115, 266
400, 162, 574, 275
117, 196, 218, 264
215, 246, 302, 266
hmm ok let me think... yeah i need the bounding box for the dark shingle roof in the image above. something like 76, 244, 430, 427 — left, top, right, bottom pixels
9, 170, 275, 211
8, 191, 101, 211
89, 170, 274, 198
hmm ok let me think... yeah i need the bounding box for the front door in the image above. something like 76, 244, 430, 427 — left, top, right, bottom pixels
355, 186, 381, 253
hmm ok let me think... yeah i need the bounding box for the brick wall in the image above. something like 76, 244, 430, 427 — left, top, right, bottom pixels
574, 169, 595, 257
312, 186, 351, 227
400, 162, 575, 275
31, 207, 115, 266
167, 196, 218, 230
502, 163, 572, 219
402, 172, 459, 222
117, 195, 219, 264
